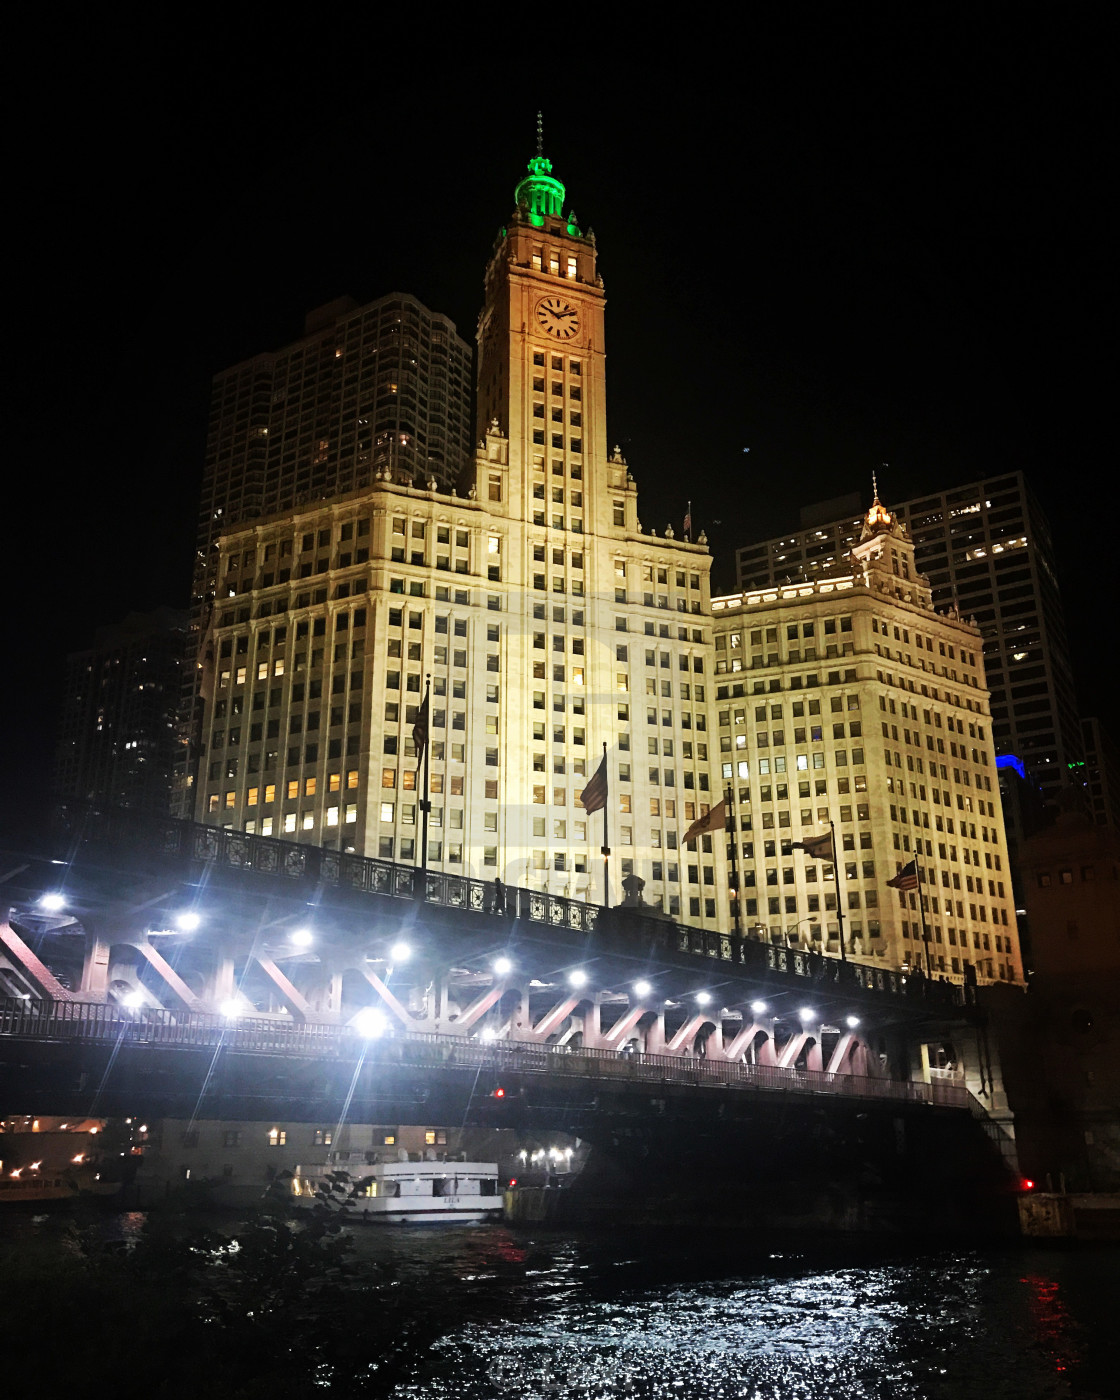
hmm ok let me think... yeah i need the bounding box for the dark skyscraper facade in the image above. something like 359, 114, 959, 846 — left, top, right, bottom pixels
195, 292, 473, 610
55, 608, 187, 818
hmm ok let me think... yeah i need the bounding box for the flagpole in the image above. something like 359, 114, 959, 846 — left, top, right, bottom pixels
830, 818, 848, 962
915, 853, 933, 977
418, 674, 431, 894
600, 741, 611, 907
725, 781, 742, 936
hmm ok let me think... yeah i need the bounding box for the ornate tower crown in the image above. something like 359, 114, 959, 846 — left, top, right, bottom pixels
513, 112, 566, 225
860, 471, 909, 544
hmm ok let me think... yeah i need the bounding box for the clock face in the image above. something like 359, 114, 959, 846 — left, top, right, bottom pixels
536, 296, 580, 340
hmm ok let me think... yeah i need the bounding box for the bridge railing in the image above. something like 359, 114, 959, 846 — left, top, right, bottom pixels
0, 999, 967, 1110
65, 809, 970, 1010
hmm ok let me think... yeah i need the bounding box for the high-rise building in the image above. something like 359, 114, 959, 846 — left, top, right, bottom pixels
193, 145, 722, 925
176, 293, 475, 815
735, 473, 1081, 836
198, 292, 473, 543
1080, 716, 1120, 830
712, 496, 1022, 986
55, 608, 188, 819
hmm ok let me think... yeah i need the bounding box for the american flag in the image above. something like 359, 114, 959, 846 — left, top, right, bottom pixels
683, 503, 692, 539
412, 691, 430, 758
579, 754, 609, 814
887, 860, 919, 891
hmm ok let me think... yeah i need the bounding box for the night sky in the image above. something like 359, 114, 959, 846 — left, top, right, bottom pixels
6, 12, 1114, 843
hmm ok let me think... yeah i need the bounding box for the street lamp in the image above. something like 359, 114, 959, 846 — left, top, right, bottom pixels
568, 969, 588, 989
353, 1007, 390, 1038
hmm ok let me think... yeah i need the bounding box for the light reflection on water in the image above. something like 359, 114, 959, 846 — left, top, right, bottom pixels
348, 1227, 1111, 1400
1, 1215, 1111, 1397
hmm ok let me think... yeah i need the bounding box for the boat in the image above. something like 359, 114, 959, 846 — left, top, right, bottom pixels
0, 1164, 118, 1204
0, 1118, 123, 1206
289, 1151, 502, 1224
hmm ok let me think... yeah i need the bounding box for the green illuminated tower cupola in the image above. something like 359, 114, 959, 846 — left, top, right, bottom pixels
514, 113, 569, 226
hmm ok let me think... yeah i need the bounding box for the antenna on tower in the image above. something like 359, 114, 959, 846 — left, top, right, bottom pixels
873, 463, 887, 502
536, 110, 544, 158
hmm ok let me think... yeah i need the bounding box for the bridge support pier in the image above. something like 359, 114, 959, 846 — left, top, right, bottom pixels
207, 949, 237, 1009
79, 923, 111, 1000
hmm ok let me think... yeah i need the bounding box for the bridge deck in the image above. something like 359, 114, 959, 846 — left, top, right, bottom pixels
0, 999, 968, 1110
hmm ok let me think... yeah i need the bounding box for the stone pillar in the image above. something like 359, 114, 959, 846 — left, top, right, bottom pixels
79, 922, 112, 999
208, 949, 237, 1009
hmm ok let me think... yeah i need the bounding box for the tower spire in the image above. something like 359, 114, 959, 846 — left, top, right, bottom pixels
514, 115, 566, 225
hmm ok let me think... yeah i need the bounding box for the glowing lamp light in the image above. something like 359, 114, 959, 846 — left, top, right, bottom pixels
353, 1007, 390, 1039
1021, 1178, 1036, 1192
291, 927, 314, 948
696, 991, 712, 1007
633, 979, 652, 998
38, 892, 66, 912
750, 1000, 768, 1015
175, 911, 202, 933
480, 1027, 497, 1043
121, 990, 144, 1010
798, 1007, 816, 1022
846, 1016, 861, 1029
568, 969, 588, 989
220, 999, 243, 1019
493, 956, 513, 976
389, 941, 411, 963
492, 1086, 506, 1098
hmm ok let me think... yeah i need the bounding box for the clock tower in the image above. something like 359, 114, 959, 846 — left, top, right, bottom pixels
460, 130, 718, 919
476, 132, 635, 537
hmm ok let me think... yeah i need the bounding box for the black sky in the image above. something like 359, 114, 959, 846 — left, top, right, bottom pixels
6, 10, 1114, 841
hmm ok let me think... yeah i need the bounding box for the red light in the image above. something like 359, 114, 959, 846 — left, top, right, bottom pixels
493, 1087, 506, 1098
1021, 1178, 1035, 1192
509, 1177, 517, 1187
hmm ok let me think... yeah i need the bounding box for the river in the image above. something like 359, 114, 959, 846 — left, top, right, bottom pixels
347, 1226, 1116, 1399
1, 1212, 1115, 1397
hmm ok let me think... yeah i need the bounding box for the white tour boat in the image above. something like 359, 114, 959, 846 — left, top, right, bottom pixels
289, 1151, 503, 1224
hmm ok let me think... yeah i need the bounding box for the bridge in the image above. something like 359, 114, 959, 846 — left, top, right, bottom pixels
0, 812, 1019, 1230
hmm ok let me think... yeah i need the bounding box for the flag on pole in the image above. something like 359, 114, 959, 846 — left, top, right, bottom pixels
412, 692, 430, 759
887, 859, 919, 891
683, 798, 726, 846
579, 753, 609, 813
792, 831, 836, 862
683, 502, 692, 540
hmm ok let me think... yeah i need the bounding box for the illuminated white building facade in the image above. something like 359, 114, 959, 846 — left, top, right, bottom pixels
194, 146, 724, 926
712, 498, 1023, 985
